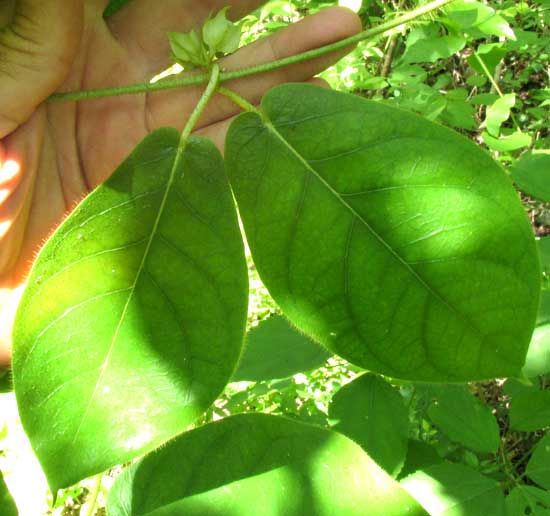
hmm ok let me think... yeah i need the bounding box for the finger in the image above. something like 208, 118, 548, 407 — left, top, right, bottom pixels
145, 7, 361, 131
108, 0, 265, 75
196, 78, 330, 152
0, 0, 83, 137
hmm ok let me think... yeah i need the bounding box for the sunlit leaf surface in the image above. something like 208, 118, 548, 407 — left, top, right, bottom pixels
226, 84, 539, 382
13, 129, 248, 490
107, 413, 428, 516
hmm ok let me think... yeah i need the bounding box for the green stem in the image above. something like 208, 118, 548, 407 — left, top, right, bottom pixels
181, 64, 220, 141
84, 474, 103, 516
218, 86, 261, 114
49, 0, 455, 103
473, 50, 522, 133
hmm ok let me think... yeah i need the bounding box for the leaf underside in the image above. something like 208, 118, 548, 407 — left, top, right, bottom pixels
107, 413, 428, 516
226, 83, 540, 382
13, 129, 248, 490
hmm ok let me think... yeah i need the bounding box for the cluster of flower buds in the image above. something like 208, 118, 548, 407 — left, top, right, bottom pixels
168, 7, 242, 69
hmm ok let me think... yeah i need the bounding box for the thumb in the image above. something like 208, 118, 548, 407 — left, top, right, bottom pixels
0, 0, 84, 137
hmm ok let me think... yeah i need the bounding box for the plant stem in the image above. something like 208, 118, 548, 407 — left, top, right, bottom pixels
84, 474, 103, 516
473, 51, 522, 132
49, 0, 455, 103
181, 64, 220, 141
218, 86, 261, 114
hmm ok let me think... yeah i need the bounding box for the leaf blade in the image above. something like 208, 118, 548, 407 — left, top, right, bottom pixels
107, 413, 428, 516
226, 84, 539, 382
13, 130, 248, 489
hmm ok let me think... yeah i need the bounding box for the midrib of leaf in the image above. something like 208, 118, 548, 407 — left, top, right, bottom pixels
262, 119, 486, 355
70, 65, 221, 447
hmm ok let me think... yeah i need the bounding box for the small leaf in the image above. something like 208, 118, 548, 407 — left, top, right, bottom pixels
398, 440, 443, 480
484, 94, 515, 137
402, 36, 467, 64
467, 43, 507, 77
527, 433, 550, 490
482, 130, 532, 151
427, 385, 500, 454
401, 463, 505, 516
203, 7, 242, 56
232, 315, 330, 382
509, 390, 550, 432
329, 374, 409, 477
226, 83, 540, 382
511, 153, 550, 203
107, 413, 428, 516
0, 471, 17, 516
13, 130, 248, 490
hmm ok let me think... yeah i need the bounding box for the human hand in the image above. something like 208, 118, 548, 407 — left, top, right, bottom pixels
0, 0, 361, 366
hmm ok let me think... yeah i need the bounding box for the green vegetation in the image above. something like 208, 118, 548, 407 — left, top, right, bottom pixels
1, 0, 549, 515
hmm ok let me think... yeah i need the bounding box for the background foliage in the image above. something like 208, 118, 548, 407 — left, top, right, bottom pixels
1, 0, 549, 514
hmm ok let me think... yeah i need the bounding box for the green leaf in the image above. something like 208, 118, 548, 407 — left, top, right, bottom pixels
484, 94, 516, 137
402, 36, 467, 64
482, 130, 532, 151
467, 43, 507, 77
443, 0, 516, 40
225, 83, 540, 382
506, 485, 550, 516
328, 374, 409, 477
202, 7, 242, 55
401, 463, 505, 516
107, 413, 428, 516
527, 434, 550, 490
398, 440, 443, 480
12, 129, 248, 490
511, 154, 550, 203
0, 471, 17, 516
427, 385, 499, 454
103, 0, 132, 18
510, 390, 550, 431
232, 315, 330, 382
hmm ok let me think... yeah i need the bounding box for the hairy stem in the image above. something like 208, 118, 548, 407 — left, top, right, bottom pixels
49, 0, 455, 103
218, 86, 261, 114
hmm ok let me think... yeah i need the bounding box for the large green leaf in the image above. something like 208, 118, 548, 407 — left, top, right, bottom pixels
12, 129, 248, 490
232, 315, 330, 382
509, 390, 550, 431
0, 471, 17, 516
225, 83, 539, 382
401, 463, 505, 516
427, 385, 499, 454
328, 373, 409, 477
527, 434, 550, 490
512, 154, 550, 203
107, 413, 428, 516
